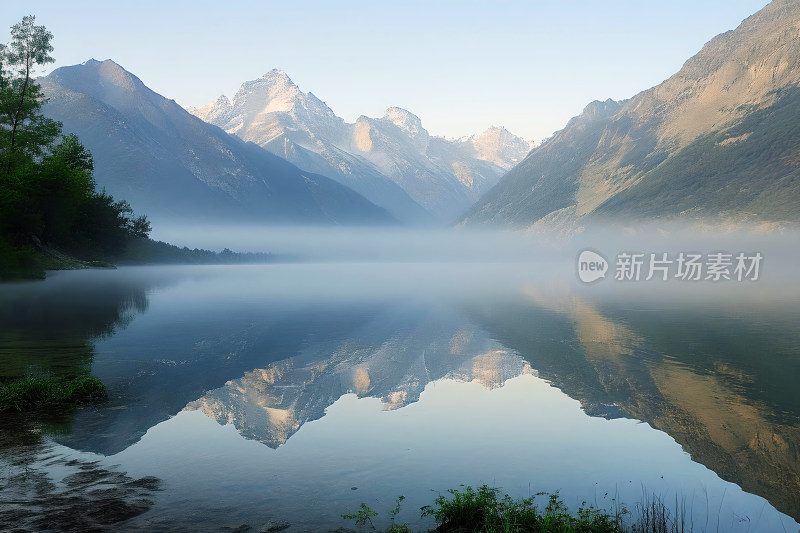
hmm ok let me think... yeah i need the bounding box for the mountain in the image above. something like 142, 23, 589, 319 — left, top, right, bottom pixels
39, 60, 394, 226
188, 70, 532, 222
461, 0, 800, 230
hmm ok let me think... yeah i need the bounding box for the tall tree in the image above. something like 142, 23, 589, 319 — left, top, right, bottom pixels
0, 15, 60, 176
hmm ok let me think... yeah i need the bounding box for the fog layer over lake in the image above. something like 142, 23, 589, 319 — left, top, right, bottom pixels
2, 226, 799, 531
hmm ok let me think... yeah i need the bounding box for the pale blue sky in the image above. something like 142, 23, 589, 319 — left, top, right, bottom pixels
7, 1, 771, 141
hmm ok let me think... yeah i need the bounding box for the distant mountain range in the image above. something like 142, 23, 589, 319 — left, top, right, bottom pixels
188, 70, 533, 222
38, 0, 796, 232
40, 60, 393, 226
461, 0, 800, 231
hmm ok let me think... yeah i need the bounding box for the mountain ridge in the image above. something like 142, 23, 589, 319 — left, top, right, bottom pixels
460, 0, 800, 230
188, 70, 534, 222
40, 60, 395, 226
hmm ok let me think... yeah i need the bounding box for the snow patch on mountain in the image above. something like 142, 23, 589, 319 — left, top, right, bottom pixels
187, 70, 532, 221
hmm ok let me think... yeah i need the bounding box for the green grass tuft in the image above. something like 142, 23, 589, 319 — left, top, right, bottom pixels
0, 376, 107, 412
421, 485, 623, 532
344, 485, 629, 532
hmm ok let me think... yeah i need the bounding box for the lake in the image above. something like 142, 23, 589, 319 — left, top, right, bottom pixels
2, 251, 800, 531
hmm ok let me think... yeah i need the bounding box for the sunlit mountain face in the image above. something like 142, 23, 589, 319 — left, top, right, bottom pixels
189, 69, 533, 223
462, 0, 800, 232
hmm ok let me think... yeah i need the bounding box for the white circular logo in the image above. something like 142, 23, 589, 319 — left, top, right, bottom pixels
577, 249, 608, 283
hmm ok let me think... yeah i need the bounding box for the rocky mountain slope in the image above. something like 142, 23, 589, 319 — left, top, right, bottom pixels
40, 60, 393, 226
188, 70, 533, 222
461, 0, 800, 230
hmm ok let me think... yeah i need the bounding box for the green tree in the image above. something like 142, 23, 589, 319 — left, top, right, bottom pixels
36, 134, 96, 245
0, 15, 60, 177
1, 15, 150, 277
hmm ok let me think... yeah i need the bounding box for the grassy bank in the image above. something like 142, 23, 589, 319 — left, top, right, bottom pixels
0, 237, 275, 280
0, 376, 107, 412
0, 240, 116, 280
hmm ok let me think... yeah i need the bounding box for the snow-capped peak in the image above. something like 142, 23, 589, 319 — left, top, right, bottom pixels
470, 126, 534, 168
186, 94, 233, 124
383, 107, 425, 138
261, 68, 295, 87
214, 94, 232, 107
228, 68, 305, 115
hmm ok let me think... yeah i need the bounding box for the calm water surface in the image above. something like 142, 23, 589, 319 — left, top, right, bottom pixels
1, 262, 799, 531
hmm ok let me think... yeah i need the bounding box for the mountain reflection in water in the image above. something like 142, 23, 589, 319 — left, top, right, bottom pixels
186, 303, 535, 448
